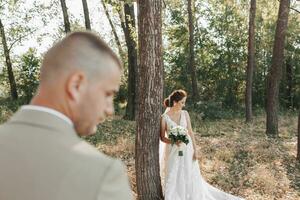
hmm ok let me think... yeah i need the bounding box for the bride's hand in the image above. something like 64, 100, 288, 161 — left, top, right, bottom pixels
175, 141, 182, 147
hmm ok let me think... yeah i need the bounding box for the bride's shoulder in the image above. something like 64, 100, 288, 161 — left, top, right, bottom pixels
161, 110, 171, 117
160, 114, 168, 124
182, 110, 190, 117
161, 113, 167, 119
182, 110, 189, 114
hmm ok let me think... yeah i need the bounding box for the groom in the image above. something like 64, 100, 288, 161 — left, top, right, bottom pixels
0, 31, 133, 200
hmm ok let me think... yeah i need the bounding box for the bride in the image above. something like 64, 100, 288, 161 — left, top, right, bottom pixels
159, 89, 244, 200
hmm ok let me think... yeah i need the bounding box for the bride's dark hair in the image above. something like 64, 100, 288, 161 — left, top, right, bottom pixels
164, 89, 187, 107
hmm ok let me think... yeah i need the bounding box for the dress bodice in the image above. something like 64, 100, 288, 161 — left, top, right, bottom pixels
163, 110, 187, 133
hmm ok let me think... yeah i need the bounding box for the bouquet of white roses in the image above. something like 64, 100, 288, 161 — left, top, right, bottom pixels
169, 126, 189, 156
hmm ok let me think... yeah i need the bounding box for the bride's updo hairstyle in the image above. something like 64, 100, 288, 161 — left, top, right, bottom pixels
164, 89, 187, 107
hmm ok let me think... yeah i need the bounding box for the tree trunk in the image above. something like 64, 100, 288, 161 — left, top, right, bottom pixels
135, 0, 164, 199
297, 111, 300, 161
101, 0, 124, 58
82, 0, 91, 30
187, 0, 199, 102
266, 0, 290, 136
0, 19, 18, 100
120, 2, 138, 121
59, 0, 71, 33
285, 57, 293, 108
245, 0, 256, 123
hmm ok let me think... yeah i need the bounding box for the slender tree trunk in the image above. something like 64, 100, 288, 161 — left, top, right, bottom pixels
245, 0, 256, 123
297, 111, 300, 161
187, 0, 199, 102
0, 19, 18, 100
285, 57, 293, 108
101, 0, 124, 57
135, 0, 164, 199
82, 0, 91, 30
266, 0, 290, 136
120, 2, 138, 121
59, 0, 71, 33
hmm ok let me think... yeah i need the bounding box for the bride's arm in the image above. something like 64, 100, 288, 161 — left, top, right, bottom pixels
185, 111, 198, 158
160, 116, 171, 144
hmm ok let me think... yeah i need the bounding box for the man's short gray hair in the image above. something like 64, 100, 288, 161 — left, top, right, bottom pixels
40, 31, 122, 83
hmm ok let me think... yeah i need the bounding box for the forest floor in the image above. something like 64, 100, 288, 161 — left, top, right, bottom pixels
0, 102, 299, 199
86, 112, 300, 200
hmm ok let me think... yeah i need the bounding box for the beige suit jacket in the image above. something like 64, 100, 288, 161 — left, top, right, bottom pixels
0, 109, 133, 200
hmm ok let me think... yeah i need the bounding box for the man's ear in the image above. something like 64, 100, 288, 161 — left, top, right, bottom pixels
66, 71, 86, 102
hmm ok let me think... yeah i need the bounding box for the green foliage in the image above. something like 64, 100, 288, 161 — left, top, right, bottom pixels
163, 0, 299, 112
17, 48, 40, 104
163, 3, 190, 93
279, 12, 300, 110
84, 118, 135, 145
113, 81, 127, 115
0, 0, 299, 119
0, 96, 24, 123
191, 101, 243, 120
164, 0, 249, 108
0, 69, 10, 97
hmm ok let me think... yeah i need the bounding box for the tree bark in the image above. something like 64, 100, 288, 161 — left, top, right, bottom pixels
245, 0, 256, 123
0, 18, 18, 100
297, 111, 300, 161
59, 0, 71, 33
101, 0, 124, 57
187, 0, 199, 102
135, 0, 164, 199
285, 57, 292, 108
82, 0, 91, 30
266, 0, 290, 136
120, 2, 138, 121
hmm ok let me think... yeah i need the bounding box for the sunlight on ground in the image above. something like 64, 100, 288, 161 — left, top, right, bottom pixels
93, 114, 299, 200
0, 105, 298, 199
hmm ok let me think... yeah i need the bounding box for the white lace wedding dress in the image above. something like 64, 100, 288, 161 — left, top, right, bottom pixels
159, 110, 244, 200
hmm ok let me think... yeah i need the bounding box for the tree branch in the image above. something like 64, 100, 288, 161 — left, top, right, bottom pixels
162, 0, 166, 8
0, 1, 9, 9
8, 29, 36, 52
277, 0, 300, 14
290, 6, 300, 14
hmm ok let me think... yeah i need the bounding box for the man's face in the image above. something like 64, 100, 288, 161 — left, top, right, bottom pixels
74, 65, 121, 136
